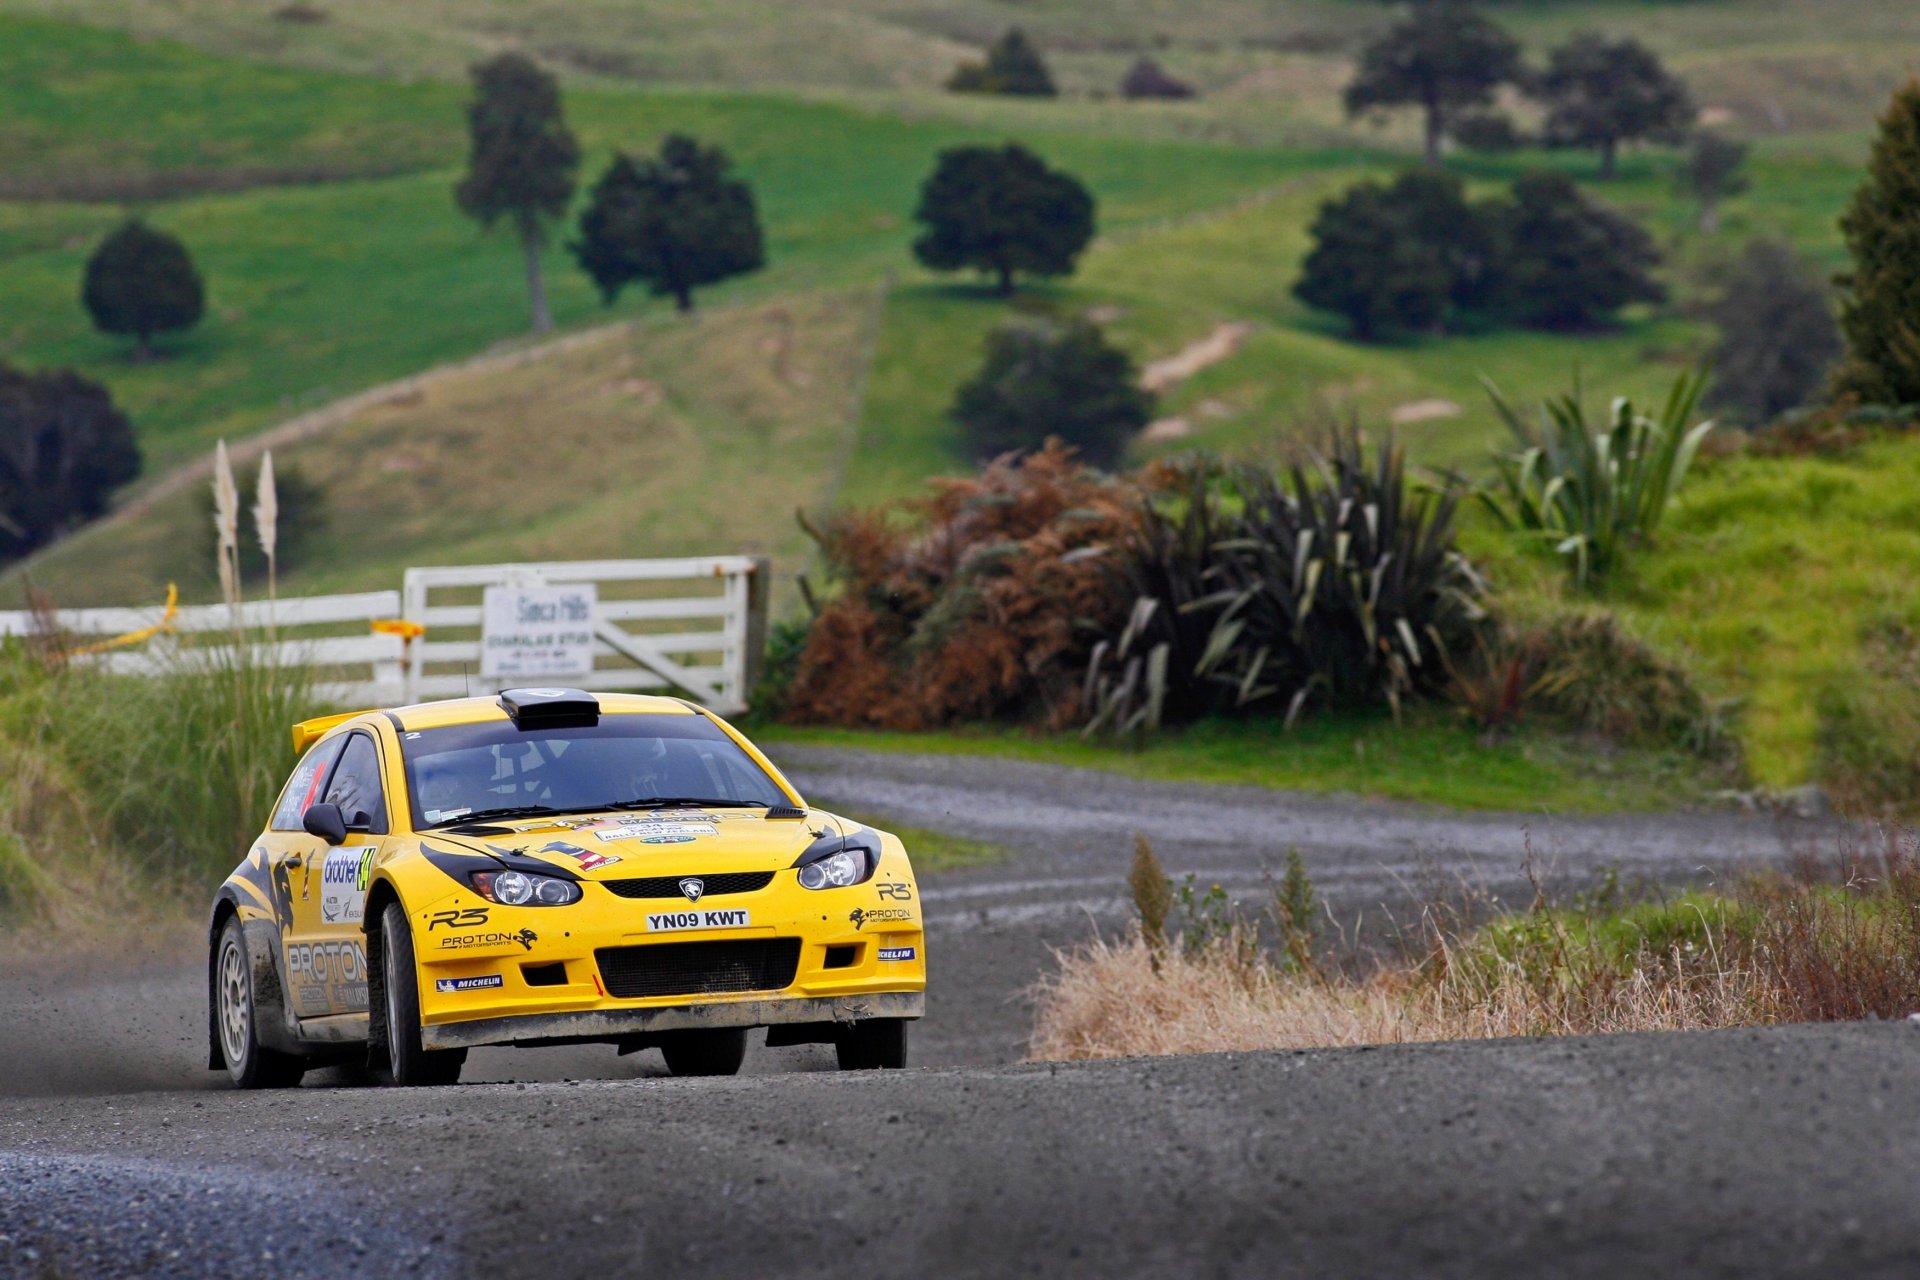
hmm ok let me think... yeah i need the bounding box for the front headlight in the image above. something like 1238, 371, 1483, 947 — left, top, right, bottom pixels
797, 849, 871, 890
470, 870, 581, 906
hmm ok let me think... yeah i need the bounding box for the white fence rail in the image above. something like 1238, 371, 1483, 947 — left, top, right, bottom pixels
0, 557, 770, 713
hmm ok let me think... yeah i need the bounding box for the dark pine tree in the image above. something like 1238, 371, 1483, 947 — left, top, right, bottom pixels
80, 219, 205, 361
949, 28, 1058, 97
455, 53, 580, 334
571, 135, 766, 313
1343, 0, 1522, 167
951, 317, 1153, 468
1488, 171, 1665, 329
1536, 33, 1694, 180
0, 364, 141, 558
912, 145, 1095, 296
1833, 81, 1920, 408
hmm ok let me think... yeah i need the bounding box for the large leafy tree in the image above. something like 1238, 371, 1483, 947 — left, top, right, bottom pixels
951, 317, 1153, 468
1294, 170, 1494, 340
80, 219, 205, 361
1536, 34, 1694, 180
947, 28, 1057, 97
1833, 81, 1920, 408
912, 145, 1095, 296
571, 135, 765, 313
0, 364, 141, 559
1487, 171, 1664, 329
455, 53, 580, 334
1343, 0, 1522, 167
1705, 239, 1842, 427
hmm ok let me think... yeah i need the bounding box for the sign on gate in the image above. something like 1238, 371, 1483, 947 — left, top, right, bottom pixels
480, 583, 597, 679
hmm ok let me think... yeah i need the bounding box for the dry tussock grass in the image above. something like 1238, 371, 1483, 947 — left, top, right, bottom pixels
1031, 835, 1920, 1061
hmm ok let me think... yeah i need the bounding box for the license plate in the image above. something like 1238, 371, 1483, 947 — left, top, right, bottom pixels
645, 908, 752, 933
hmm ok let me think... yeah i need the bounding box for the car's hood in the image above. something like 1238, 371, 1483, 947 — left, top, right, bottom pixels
435, 809, 848, 879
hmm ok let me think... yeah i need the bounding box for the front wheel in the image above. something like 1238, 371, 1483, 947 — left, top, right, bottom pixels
835, 1018, 908, 1070
380, 903, 467, 1087
215, 918, 305, 1089
659, 1028, 749, 1077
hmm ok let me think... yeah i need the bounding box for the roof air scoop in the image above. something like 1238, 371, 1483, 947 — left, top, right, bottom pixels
498, 687, 601, 729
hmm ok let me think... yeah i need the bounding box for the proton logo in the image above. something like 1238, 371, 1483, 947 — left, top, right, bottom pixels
679, 877, 705, 902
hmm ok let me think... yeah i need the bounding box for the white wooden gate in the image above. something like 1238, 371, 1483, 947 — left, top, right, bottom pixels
400, 557, 768, 713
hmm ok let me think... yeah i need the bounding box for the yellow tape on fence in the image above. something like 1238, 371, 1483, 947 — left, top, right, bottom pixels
66, 583, 180, 657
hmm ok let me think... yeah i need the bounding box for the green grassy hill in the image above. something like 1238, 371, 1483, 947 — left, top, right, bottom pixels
0, 4, 1912, 801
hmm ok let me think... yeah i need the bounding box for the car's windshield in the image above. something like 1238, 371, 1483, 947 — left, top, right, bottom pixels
398, 713, 789, 829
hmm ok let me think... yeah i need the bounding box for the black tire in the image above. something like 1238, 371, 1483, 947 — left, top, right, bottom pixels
380, 903, 467, 1087
835, 1018, 908, 1070
659, 1028, 749, 1077
215, 918, 306, 1089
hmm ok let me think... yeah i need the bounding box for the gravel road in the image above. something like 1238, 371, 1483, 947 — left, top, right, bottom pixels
3, 747, 1881, 1279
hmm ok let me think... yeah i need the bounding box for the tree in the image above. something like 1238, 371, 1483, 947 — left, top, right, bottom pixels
1294, 170, 1495, 339
1343, 0, 1522, 167
912, 145, 1095, 296
455, 53, 580, 334
1678, 132, 1750, 233
1487, 171, 1664, 329
80, 219, 205, 361
0, 364, 141, 558
1536, 33, 1694, 180
1120, 58, 1196, 101
951, 317, 1153, 467
947, 28, 1057, 97
1704, 240, 1842, 427
571, 135, 765, 313
1833, 81, 1920, 408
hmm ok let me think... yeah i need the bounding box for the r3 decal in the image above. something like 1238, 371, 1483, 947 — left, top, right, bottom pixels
876, 882, 913, 901
428, 907, 489, 931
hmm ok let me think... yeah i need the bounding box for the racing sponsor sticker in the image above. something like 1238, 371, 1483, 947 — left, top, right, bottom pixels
540, 840, 621, 872
438, 928, 538, 952
435, 974, 504, 994
595, 822, 717, 842
877, 947, 917, 962
319, 847, 375, 925
848, 907, 912, 931
645, 907, 751, 933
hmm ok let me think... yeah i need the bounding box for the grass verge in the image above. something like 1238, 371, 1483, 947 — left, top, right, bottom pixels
759, 706, 1730, 815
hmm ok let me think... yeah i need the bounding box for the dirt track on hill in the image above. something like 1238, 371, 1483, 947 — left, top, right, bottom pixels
4, 748, 1886, 1279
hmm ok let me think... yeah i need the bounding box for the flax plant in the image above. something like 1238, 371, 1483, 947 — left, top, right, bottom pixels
1481, 370, 1715, 589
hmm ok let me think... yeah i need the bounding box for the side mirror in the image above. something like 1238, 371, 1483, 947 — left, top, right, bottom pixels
303, 802, 348, 845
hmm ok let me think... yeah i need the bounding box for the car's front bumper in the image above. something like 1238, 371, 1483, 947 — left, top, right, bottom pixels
420, 989, 925, 1051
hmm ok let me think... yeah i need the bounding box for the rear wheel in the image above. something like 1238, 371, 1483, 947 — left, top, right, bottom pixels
659, 1028, 749, 1077
835, 1018, 908, 1070
215, 918, 306, 1089
380, 903, 467, 1087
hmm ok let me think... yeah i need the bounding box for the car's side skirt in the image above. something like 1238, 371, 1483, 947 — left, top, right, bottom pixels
420, 991, 926, 1052
295, 1013, 371, 1044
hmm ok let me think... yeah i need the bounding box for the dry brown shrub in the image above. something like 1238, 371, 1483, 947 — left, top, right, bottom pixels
783, 441, 1135, 728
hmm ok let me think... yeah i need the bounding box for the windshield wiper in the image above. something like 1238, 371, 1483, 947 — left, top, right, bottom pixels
424, 804, 560, 830
603, 797, 770, 811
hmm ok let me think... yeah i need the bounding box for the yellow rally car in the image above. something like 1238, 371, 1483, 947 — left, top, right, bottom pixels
207, 688, 924, 1087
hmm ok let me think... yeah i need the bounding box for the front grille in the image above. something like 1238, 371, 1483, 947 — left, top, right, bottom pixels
596, 939, 801, 999
601, 871, 776, 900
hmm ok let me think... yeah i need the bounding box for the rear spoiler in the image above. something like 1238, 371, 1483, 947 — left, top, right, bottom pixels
291, 710, 371, 756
